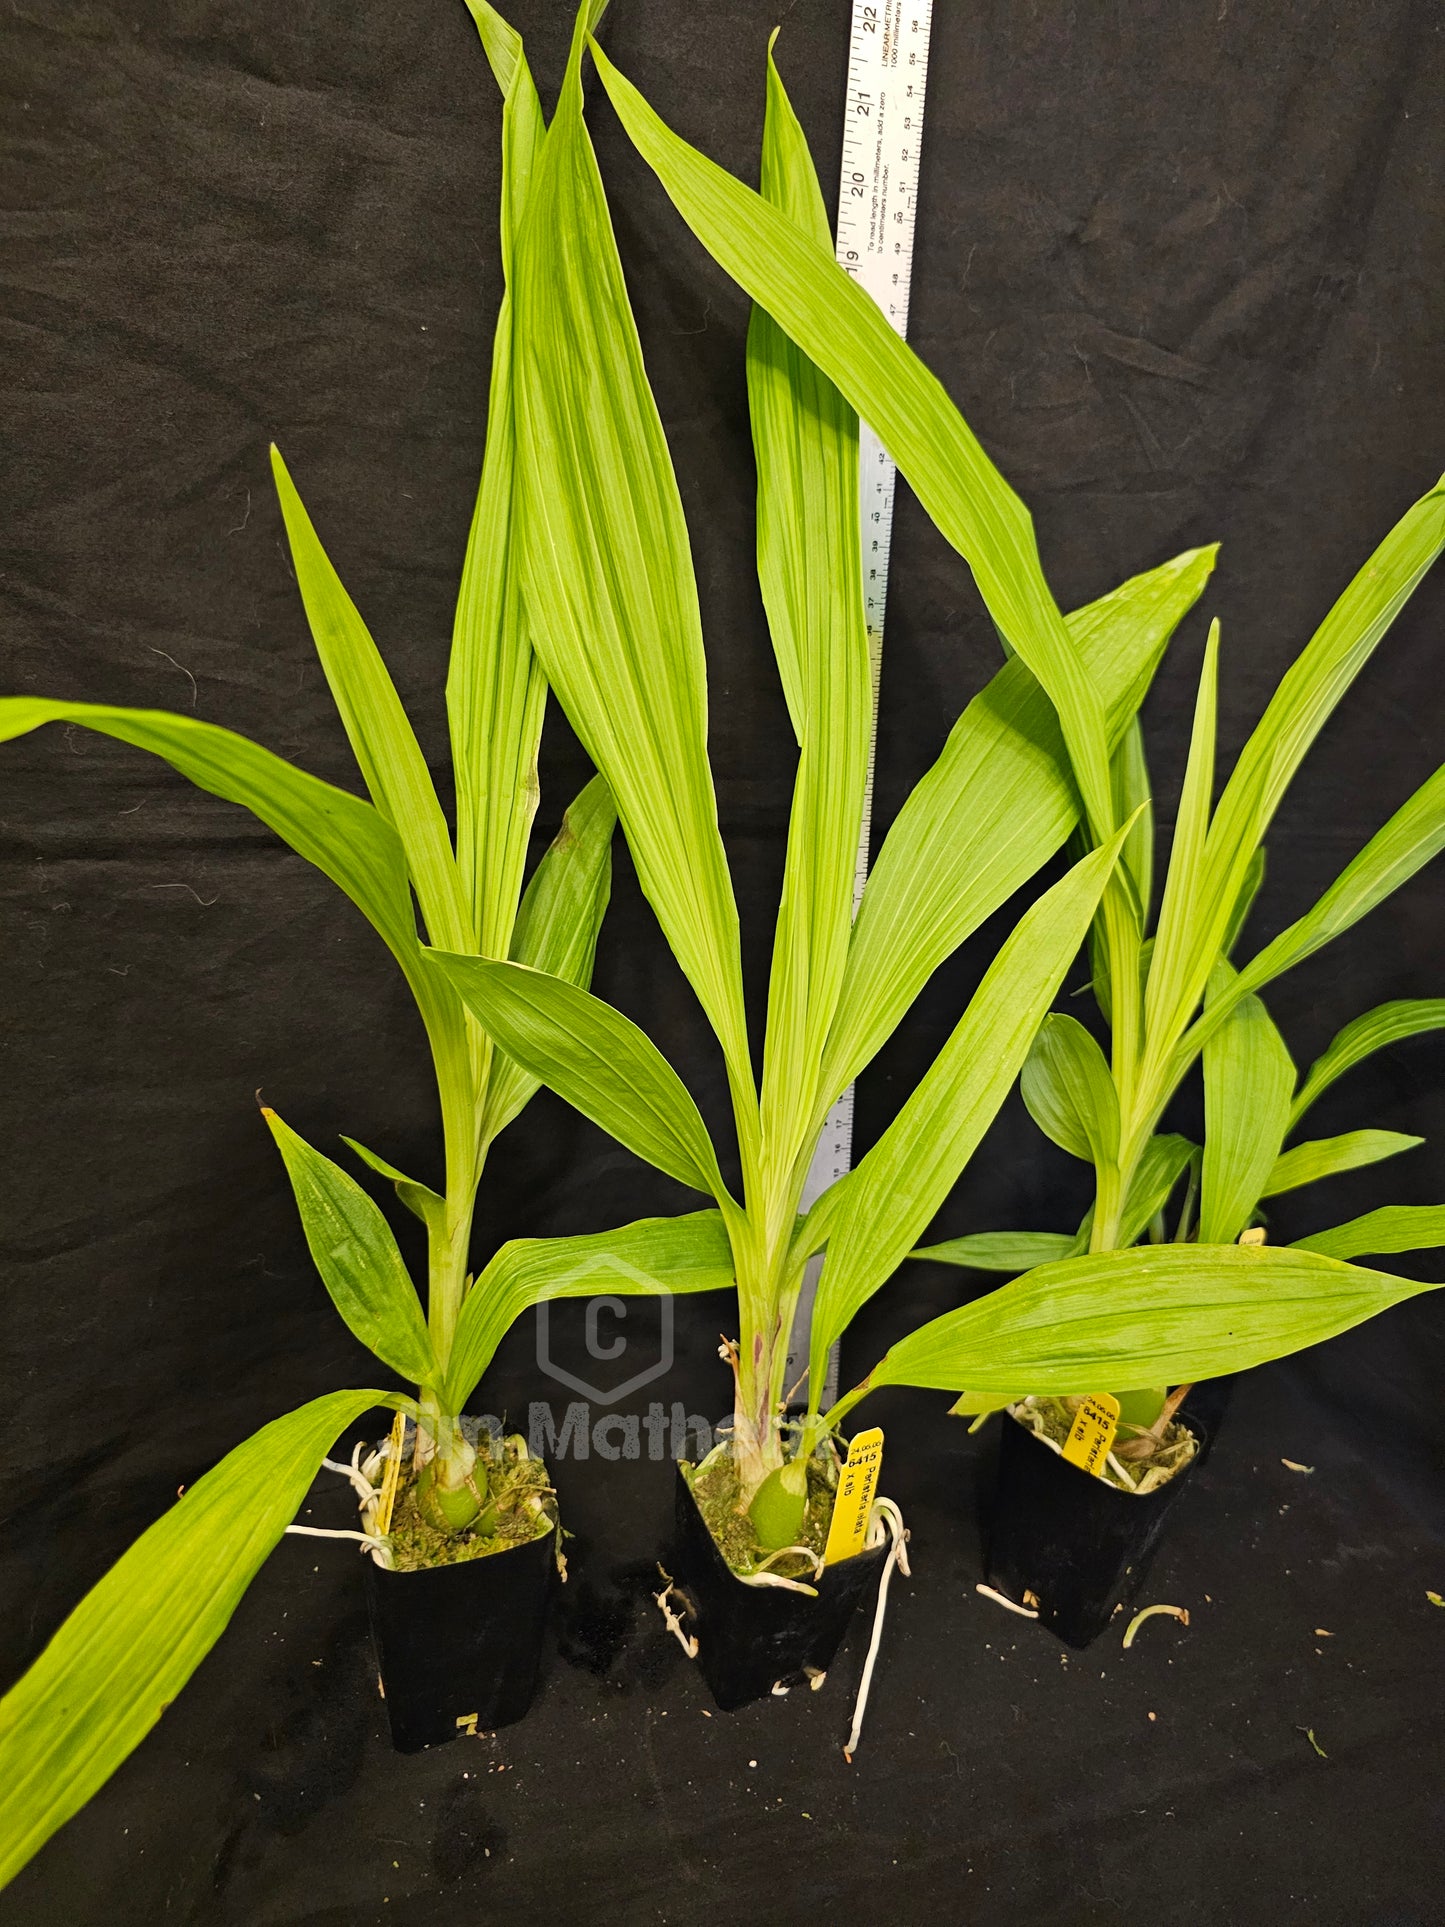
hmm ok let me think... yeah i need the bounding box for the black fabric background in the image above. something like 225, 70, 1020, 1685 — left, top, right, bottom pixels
3, 1, 1445, 1920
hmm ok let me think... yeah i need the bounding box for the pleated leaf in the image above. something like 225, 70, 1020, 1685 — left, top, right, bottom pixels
482, 774, 616, 1142
0, 699, 415, 958
806, 827, 1129, 1386
1231, 765, 1445, 1007
862, 1244, 1441, 1401
909, 1231, 1079, 1272
263, 1110, 437, 1386
819, 546, 1215, 1110
428, 954, 732, 1206
340, 1136, 446, 1238
1221, 845, 1266, 957
1152, 481, 1445, 1058
750, 47, 872, 1183
1113, 716, 1154, 928
1021, 1013, 1120, 1165
449, 0, 549, 957
590, 41, 1118, 842
0, 1389, 403, 1892
1292, 1204, 1445, 1262
1144, 620, 1220, 1044
1199, 970, 1295, 1245
510, 17, 752, 1115
1117, 1132, 1197, 1247
271, 450, 473, 954
1262, 1128, 1422, 1197
1291, 999, 1445, 1129
443, 1209, 734, 1409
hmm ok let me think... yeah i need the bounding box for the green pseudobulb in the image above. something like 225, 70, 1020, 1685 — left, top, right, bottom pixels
748, 1459, 808, 1552
415, 1454, 491, 1534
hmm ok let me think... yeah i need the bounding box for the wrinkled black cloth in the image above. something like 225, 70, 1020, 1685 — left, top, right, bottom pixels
2, 1, 1443, 1920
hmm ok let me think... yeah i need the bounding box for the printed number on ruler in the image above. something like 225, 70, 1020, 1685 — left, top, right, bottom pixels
784, 0, 934, 1410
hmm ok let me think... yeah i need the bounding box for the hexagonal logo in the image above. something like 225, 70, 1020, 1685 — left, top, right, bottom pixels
535, 1256, 674, 1405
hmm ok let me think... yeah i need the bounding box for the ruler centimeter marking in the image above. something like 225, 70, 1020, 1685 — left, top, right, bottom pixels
786, 0, 934, 1410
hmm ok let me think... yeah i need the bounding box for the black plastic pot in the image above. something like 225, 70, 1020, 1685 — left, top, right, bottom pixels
364, 1524, 556, 1752
985, 1407, 1207, 1649
1178, 1376, 1234, 1461
668, 1464, 886, 1711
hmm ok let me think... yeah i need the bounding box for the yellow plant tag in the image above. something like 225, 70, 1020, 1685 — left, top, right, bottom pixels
824, 1427, 884, 1565
376, 1410, 406, 1537
1061, 1394, 1121, 1478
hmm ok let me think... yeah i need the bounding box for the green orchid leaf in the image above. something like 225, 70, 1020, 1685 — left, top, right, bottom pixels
1292, 1204, 1445, 1262
861, 1244, 1441, 1402
428, 953, 733, 1208
444, 1208, 734, 1408
510, 14, 753, 1123
1020, 1012, 1120, 1165
340, 1136, 446, 1237
451, 0, 549, 957
1199, 967, 1295, 1245
589, 38, 1117, 841
1156, 480, 1445, 1064
0, 1389, 405, 1891
1290, 999, 1445, 1129
1117, 1133, 1197, 1248
1263, 1129, 1423, 1197
1222, 846, 1266, 957
483, 774, 617, 1142
818, 548, 1214, 1111
1144, 620, 1220, 1047
807, 825, 1130, 1388
750, 46, 872, 1180
909, 1231, 1080, 1272
1113, 716, 1154, 929
0, 699, 416, 959
271, 449, 472, 954
1240, 765, 1445, 1001
263, 1109, 437, 1386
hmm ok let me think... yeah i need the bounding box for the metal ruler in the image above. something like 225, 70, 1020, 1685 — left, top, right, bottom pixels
785, 0, 935, 1409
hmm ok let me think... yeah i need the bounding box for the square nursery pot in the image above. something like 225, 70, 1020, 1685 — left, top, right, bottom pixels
364, 1522, 557, 1753
1178, 1376, 1233, 1460
985, 1406, 1209, 1649
667, 1463, 887, 1712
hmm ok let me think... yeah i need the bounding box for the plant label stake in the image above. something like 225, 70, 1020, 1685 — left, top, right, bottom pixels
1061, 1394, 1121, 1479
824, 1427, 886, 1564
788, 0, 935, 1408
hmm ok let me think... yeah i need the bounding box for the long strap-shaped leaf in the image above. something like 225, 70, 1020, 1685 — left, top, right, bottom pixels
1183, 761, 1445, 1066
481, 773, 617, 1145
449, 0, 549, 957
1290, 998, 1445, 1130
1145, 620, 1220, 1039
443, 1208, 734, 1409
1144, 482, 1445, 1065
849, 1245, 1440, 1409
806, 824, 1130, 1391
510, 14, 754, 1137
0, 1389, 404, 1891
0, 699, 415, 957
749, 48, 872, 1192
271, 450, 473, 954
429, 953, 735, 1210
818, 547, 1215, 1111
1293, 1204, 1445, 1262
1262, 1129, 1421, 1197
589, 40, 1117, 842
263, 1109, 439, 1386
1199, 966, 1295, 1244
